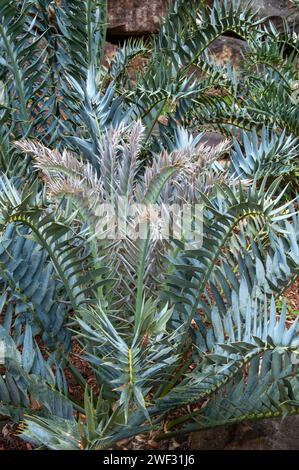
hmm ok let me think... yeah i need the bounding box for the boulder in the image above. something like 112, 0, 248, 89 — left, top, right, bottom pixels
107, 1, 298, 38
204, 0, 298, 29
208, 36, 250, 68
103, 42, 118, 66
107, 0, 170, 36
201, 132, 227, 148
248, 0, 299, 30
191, 416, 299, 450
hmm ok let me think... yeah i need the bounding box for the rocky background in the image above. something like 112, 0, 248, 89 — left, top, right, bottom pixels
106, 0, 299, 451
106, 1, 299, 68
107, 1, 299, 37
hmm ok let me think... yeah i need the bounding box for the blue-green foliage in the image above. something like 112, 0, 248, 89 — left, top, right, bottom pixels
0, 225, 70, 348
0, 0, 299, 450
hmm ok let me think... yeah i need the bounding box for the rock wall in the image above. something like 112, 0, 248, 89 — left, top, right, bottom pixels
249, 0, 299, 29
106, 1, 298, 68
108, 0, 170, 36
190, 416, 299, 450
107, 0, 299, 37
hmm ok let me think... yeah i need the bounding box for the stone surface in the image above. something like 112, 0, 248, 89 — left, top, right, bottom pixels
107, 1, 298, 38
103, 42, 118, 66
107, 0, 170, 36
191, 416, 299, 450
208, 36, 250, 68
201, 132, 227, 148
248, 0, 299, 30
203, 0, 298, 29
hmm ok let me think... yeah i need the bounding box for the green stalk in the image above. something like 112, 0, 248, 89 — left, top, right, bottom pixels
134, 166, 182, 333
98, 0, 108, 70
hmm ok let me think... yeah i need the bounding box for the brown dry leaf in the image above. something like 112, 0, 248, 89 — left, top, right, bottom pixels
147, 439, 160, 449
169, 439, 181, 450
117, 438, 131, 447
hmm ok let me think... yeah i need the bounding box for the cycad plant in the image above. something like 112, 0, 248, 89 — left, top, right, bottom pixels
0, 0, 299, 450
